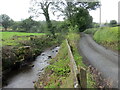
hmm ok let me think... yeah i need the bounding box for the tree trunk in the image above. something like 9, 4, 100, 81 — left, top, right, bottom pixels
45, 12, 55, 37
5, 28, 7, 31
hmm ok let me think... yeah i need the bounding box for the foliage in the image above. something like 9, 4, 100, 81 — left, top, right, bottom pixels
92, 22, 100, 28
84, 28, 98, 35
11, 21, 22, 31
11, 20, 47, 33
56, 1, 100, 32
29, 0, 56, 36
93, 27, 119, 50
51, 20, 69, 34
19, 17, 41, 32
69, 7, 93, 31
109, 20, 117, 27
0, 14, 14, 30
68, 25, 79, 33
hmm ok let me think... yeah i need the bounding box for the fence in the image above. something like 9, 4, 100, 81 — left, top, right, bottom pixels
66, 39, 87, 88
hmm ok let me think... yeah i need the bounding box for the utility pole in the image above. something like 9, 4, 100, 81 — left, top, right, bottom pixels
100, 1, 101, 27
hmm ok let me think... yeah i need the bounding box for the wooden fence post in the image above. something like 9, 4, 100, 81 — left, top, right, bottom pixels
80, 68, 87, 88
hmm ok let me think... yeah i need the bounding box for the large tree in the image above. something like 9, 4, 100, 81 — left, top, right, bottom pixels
0, 14, 13, 30
63, 1, 100, 31
29, 0, 57, 36
20, 16, 39, 32
109, 20, 117, 27
52, 1, 100, 31
29, 0, 100, 33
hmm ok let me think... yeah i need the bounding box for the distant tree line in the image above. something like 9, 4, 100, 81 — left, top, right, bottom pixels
0, 14, 69, 33
1, 0, 102, 34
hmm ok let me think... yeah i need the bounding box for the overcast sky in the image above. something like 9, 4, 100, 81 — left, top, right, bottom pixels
0, 0, 119, 23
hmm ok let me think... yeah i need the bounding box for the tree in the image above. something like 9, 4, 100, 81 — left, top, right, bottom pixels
29, 0, 56, 36
11, 21, 22, 31
0, 14, 13, 30
109, 20, 117, 27
92, 22, 100, 28
67, 7, 93, 31
20, 16, 39, 32
52, 1, 100, 31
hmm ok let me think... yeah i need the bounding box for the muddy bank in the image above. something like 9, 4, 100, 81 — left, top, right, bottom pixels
2, 35, 62, 86
3, 46, 60, 88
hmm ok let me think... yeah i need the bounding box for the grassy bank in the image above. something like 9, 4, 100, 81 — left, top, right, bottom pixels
84, 27, 119, 51
93, 27, 119, 51
35, 32, 96, 88
67, 33, 96, 88
2, 32, 63, 73
34, 40, 73, 88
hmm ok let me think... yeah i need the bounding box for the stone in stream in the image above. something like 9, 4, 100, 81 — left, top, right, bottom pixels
33, 81, 36, 83
29, 64, 34, 67
41, 53, 45, 56
52, 50, 54, 53
48, 56, 52, 59
56, 50, 58, 52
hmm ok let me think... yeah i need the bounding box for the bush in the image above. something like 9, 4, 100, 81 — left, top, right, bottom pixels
109, 20, 117, 27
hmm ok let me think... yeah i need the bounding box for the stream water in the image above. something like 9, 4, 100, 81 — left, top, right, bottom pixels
3, 46, 60, 88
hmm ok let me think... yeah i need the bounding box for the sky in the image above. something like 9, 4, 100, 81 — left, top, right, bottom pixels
0, 0, 119, 23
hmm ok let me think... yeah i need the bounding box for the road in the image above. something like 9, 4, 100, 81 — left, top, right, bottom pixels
78, 33, 118, 88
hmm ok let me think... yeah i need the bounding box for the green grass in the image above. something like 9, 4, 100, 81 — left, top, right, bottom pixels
35, 41, 72, 88
0, 32, 45, 46
93, 27, 119, 50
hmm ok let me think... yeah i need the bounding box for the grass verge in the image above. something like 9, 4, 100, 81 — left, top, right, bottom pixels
67, 33, 96, 88
93, 27, 119, 51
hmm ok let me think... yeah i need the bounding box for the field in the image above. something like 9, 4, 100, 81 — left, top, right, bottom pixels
93, 27, 119, 50
0, 32, 45, 46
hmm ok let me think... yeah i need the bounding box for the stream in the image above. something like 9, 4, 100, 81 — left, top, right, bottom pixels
3, 46, 60, 88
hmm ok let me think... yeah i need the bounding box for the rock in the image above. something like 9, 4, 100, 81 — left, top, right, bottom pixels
48, 56, 52, 59
41, 53, 45, 56
33, 81, 36, 83
23, 46, 31, 49
30, 64, 34, 67
52, 51, 54, 53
